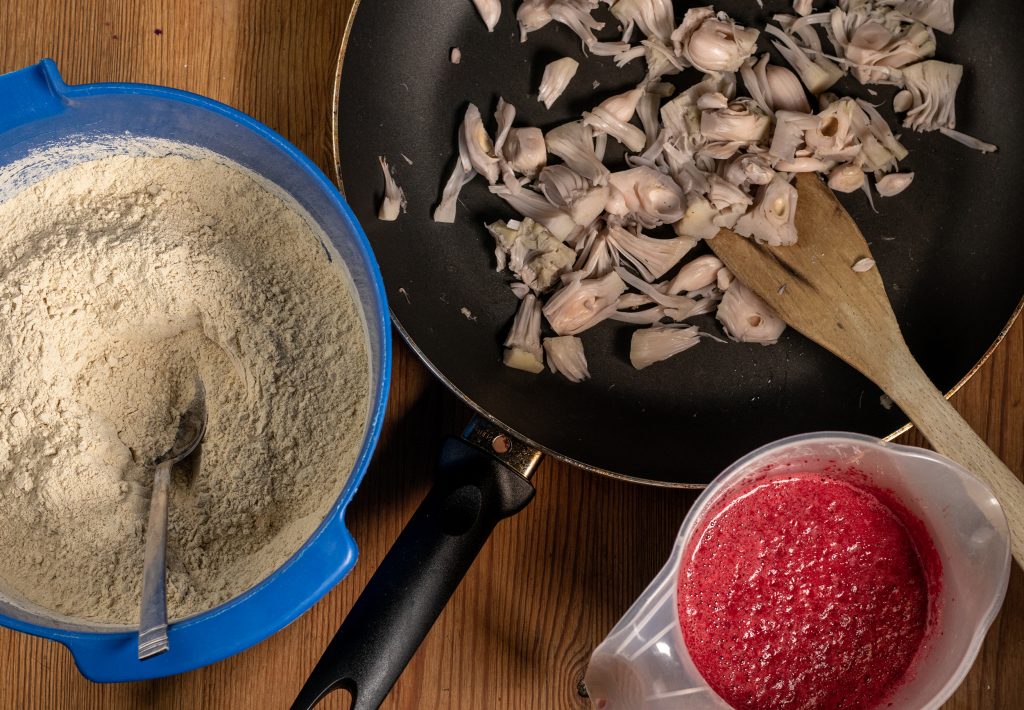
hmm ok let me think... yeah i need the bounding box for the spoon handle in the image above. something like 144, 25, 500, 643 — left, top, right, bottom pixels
138, 461, 172, 659
884, 350, 1024, 568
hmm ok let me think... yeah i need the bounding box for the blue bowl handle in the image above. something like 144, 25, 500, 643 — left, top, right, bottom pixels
61, 633, 139, 682
0, 59, 68, 134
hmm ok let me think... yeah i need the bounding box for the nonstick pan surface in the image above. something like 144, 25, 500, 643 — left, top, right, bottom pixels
334, 0, 1024, 486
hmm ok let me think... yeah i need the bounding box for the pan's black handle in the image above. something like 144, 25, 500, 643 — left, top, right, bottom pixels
292, 418, 542, 710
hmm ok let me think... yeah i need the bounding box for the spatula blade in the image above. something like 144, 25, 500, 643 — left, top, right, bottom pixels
709, 173, 904, 380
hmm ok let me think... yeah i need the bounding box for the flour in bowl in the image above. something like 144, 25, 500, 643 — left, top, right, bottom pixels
0, 149, 370, 624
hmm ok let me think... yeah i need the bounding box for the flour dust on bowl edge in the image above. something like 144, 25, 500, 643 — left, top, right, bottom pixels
585, 433, 1011, 710
0, 60, 391, 682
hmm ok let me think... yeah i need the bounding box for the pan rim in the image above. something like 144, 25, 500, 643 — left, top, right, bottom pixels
329, 4, 1024, 488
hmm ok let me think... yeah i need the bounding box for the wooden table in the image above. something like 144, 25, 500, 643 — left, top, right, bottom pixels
0, 1, 1021, 708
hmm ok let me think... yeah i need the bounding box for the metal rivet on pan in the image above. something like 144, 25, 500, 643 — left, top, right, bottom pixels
491, 434, 511, 454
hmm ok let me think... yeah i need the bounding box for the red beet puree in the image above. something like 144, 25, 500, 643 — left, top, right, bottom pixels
678, 473, 940, 710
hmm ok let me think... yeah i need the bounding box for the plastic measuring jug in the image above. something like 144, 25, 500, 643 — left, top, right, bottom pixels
585, 432, 1011, 709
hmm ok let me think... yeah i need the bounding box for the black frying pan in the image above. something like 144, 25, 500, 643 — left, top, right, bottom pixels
295, 0, 1024, 706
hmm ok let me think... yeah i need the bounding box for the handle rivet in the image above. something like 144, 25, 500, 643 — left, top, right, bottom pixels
491, 435, 511, 454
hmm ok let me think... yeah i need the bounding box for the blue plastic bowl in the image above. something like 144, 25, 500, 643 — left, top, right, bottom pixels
0, 60, 391, 681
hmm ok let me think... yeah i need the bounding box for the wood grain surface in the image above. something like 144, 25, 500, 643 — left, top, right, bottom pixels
0, 2, 1020, 709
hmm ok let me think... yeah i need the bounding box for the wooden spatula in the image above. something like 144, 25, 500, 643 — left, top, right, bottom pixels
709, 172, 1024, 567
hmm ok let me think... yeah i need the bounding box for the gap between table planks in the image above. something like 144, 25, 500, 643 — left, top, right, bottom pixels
0, 1, 1021, 708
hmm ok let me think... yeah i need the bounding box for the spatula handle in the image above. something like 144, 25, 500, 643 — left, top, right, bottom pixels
885, 355, 1024, 568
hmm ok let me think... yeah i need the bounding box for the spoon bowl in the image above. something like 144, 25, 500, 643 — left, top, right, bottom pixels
154, 380, 208, 467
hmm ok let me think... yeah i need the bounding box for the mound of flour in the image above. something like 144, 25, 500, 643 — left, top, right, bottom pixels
0, 149, 369, 624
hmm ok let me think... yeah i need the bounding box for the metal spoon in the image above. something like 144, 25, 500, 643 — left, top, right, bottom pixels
138, 379, 207, 660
